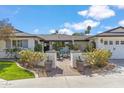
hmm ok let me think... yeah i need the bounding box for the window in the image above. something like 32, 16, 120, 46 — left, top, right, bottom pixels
12, 40, 28, 48
22, 40, 28, 48
12, 40, 22, 48
116, 41, 119, 45
104, 41, 108, 45
121, 41, 124, 45
109, 41, 113, 45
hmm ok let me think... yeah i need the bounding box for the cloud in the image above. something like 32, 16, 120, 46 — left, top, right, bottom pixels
33, 28, 40, 34
104, 26, 113, 30
97, 31, 103, 34
49, 29, 55, 33
59, 28, 73, 35
78, 10, 88, 16
116, 5, 124, 9
49, 28, 73, 35
64, 19, 100, 30
78, 5, 115, 20
101, 25, 113, 30
118, 20, 124, 26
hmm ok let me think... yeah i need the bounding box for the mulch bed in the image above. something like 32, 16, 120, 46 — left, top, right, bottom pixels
77, 63, 117, 76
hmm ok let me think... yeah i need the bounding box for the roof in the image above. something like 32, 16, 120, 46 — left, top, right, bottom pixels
14, 29, 37, 37
94, 26, 124, 37
13, 29, 44, 40
39, 34, 90, 41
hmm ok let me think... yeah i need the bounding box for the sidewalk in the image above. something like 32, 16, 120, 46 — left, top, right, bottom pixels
1, 75, 124, 88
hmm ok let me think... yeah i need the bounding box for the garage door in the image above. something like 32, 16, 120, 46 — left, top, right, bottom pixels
109, 46, 124, 59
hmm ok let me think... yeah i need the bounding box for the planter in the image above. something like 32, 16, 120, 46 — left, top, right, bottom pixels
45, 60, 53, 72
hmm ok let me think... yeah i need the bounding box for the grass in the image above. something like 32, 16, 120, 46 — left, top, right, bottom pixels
0, 61, 35, 80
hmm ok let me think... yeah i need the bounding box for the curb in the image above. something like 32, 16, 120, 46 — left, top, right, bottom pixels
16, 62, 39, 78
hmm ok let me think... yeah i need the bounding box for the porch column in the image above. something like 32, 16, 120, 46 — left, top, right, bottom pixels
72, 40, 75, 45
41, 41, 44, 53
49, 42, 53, 50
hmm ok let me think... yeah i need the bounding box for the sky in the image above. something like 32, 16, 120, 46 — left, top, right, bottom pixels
0, 5, 124, 35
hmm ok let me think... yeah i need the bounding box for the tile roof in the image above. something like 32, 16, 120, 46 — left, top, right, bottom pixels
39, 34, 90, 41
94, 26, 124, 37
14, 29, 37, 37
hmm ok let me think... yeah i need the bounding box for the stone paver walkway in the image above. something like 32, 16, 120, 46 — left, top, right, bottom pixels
56, 59, 81, 76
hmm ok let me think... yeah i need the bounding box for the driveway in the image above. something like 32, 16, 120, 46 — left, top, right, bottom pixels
109, 59, 124, 67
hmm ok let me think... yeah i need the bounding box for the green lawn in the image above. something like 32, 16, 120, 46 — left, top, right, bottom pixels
0, 62, 35, 80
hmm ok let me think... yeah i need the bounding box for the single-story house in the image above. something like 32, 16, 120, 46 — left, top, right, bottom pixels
93, 26, 124, 59
0, 29, 90, 58
0, 29, 44, 58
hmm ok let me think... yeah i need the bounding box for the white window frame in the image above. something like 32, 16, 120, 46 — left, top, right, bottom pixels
115, 41, 119, 45
104, 41, 108, 45
109, 41, 113, 45
120, 41, 124, 45
12, 40, 22, 48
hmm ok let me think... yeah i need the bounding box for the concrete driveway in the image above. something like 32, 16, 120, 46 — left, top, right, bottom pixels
110, 59, 124, 67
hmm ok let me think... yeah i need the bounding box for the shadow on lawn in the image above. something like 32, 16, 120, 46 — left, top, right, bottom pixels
0, 63, 12, 71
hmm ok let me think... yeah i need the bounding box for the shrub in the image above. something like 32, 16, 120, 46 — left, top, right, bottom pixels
34, 44, 43, 52
85, 49, 112, 68
84, 43, 95, 52
18, 50, 47, 67
72, 44, 80, 50
5, 48, 21, 58
52, 42, 65, 51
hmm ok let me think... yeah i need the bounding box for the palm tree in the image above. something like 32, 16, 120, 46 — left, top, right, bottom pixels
0, 19, 15, 41
55, 30, 59, 34
84, 26, 91, 35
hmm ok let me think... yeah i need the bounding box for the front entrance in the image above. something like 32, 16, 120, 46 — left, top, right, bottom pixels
44, 42, 50, 52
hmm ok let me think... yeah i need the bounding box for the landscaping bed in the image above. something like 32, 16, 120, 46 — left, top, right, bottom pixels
0, 62, 35, 80
76, 49, 117, 75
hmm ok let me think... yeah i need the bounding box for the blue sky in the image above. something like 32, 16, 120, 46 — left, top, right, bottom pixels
0, 5, 124, 35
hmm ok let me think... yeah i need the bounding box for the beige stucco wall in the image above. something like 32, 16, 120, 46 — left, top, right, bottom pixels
11, 37, 37, 50
0, 40, 6, 51
74, 41, 89, 51
0, 37, 39, 58
94, 37, 124, 59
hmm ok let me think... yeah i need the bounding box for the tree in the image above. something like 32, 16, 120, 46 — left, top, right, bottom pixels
0, 19, 15, 41
72, 32, 85, 36
55, 30, 59, 34
51, 30, 59, 35
84, 26, 91, 35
